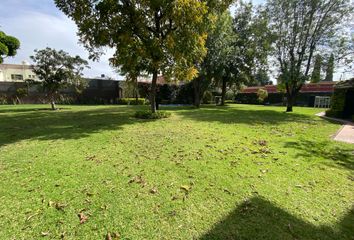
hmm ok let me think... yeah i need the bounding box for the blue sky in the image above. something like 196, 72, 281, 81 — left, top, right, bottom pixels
0, 0, 118, 78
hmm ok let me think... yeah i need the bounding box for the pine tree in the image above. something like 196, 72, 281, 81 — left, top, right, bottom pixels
310, 55, 322, 83
324, 54, 334, 82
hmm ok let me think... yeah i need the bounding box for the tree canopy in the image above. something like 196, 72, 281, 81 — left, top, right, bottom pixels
55, 0, 233, 112
0, 31, 20, 63
30, 48, 89, 110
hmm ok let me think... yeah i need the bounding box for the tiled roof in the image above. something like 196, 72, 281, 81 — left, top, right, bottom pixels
242, 82, 336, 94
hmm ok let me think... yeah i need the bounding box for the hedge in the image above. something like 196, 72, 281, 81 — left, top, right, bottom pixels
117, 98, 146, 105
326, 89, 346, 118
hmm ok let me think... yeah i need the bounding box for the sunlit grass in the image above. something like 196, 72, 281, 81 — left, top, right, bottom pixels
0, 104, 353, 239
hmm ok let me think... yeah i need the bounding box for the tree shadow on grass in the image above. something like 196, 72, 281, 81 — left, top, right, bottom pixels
0, 107, 72, 113
283, 140, 354, 171
0, 105, 151, 147
173, 105, 317, 126
200, 197, 354, 240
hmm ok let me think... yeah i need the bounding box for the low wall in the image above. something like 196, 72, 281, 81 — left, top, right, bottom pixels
0, 79, 122, 104
235, 92, 333, 107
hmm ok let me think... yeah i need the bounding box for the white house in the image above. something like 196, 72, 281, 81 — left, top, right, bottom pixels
0, 62, 38, 82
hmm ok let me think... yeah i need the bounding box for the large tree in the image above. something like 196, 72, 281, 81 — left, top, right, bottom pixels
266, 0, 353, 112
223, 1, 271, 105
0, 31, 20, 63
207, 10, 236, 106
55, 0, 222, 113
30, 48, 89, 110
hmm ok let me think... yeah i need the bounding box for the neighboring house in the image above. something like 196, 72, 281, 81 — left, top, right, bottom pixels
241, 82, 336, 94
137, 75, 167, 85
238, 82, 336, 107
0, 62, 38, 82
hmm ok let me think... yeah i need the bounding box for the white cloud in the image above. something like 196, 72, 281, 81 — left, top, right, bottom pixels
0, 8, 122, 79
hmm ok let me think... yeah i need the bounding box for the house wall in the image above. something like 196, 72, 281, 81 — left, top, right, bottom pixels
0, 63, 39, 82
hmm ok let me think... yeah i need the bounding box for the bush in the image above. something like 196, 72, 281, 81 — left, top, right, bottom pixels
0, 94, 8, 104
134, 110, 171, 119
325, 109, 343, 118
257, 88, 268, 103
117, 98, 146, 105
202, 91, 213, 104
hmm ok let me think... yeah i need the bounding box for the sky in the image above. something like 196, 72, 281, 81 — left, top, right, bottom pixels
0, 0, 118, 79
0, 0, 351, 81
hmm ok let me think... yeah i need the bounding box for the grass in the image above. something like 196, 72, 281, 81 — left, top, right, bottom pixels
0, 104, 353, 239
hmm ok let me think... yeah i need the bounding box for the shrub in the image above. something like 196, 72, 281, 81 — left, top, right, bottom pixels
0, 94, 8, 104
117, 98, 146, 105
134, 110, 171, 119
325, 109, 343, 118
225, 90, 235, 100
202, 91, 213, 104
257, 88, 268, 103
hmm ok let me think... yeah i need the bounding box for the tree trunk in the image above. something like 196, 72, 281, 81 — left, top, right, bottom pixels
221, 77, 227, 106
51, 101, 57, 110
286, 94, 294, 112
193, 78, 201, 108
135, 77, 139, 103
150, 70, 158, 113
50, 93, 57, 110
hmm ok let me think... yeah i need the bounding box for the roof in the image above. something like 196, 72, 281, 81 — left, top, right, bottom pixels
0, 63, 34, 70
138, 76, 166, 85
335, 78, 354, 89
242, 82, 336, 94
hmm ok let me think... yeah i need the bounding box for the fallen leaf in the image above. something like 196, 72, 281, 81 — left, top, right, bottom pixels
106, 233, 112, 240
41, 232, 49, 237
78, 212, 88, 224
180, 185, 190, 192
149, 187, 158, 194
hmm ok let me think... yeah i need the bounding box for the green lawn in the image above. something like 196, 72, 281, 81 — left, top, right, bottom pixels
0, 104, 353, 239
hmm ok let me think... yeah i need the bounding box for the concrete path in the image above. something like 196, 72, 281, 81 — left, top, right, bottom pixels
316, 112, 354, 144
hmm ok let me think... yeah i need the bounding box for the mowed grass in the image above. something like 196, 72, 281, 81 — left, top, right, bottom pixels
0, 104, 353, 239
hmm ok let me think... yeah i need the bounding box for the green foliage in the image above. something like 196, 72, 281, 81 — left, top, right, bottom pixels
326, 89, 347, 118
117, 98, 146, 105
0, 31, 20, 63
30, 48, 88, 109
310, 55, 322, 83
251, 69, 271, 86
134, 110, 171, 119
202, 91, 213, 104
55, 0, 224, 112
15, 88, 27, 98
324, 54, 334, 82
257, 88, 268, 103
0, 94, 8, 104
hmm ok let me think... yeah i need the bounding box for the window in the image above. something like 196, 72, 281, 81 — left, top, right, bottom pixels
11, 74, 23, 80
